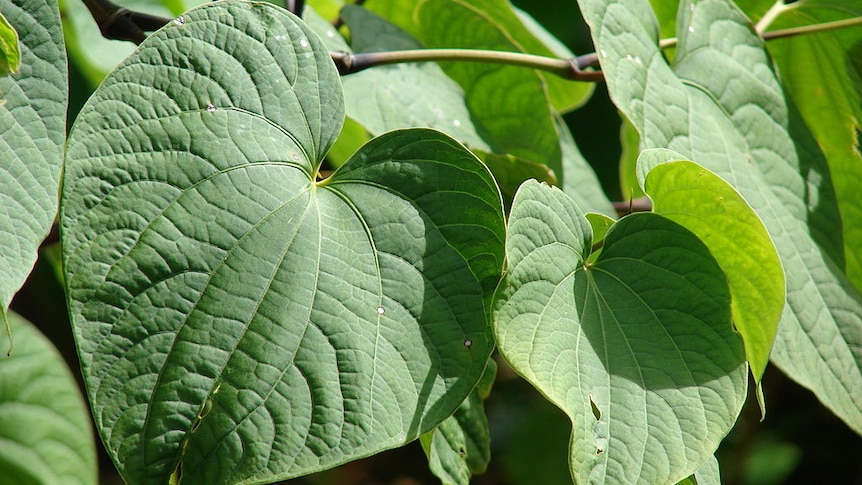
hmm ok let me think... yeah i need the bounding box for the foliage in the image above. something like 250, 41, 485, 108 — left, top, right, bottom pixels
2, 0, 861, 483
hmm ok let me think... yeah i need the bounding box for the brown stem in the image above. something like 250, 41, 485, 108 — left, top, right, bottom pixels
80, 0, 170, 44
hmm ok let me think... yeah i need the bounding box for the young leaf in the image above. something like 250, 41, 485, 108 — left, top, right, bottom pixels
61, 3, 505, 484
0, 11, 20, 75
579, 0, 862, 433
638, 152, 784, 397
493, 180, 747, 483
0, 0, 66, 338
0, 312, 97, 485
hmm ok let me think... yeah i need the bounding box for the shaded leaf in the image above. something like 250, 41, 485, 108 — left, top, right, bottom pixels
61, 3, 504, 484
493, 180, 747, 483
421, 359, 496, 485
0, 0, 66, 337
0, 312, 97, 485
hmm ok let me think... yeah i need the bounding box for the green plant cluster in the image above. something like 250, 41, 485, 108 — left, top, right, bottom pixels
1, 0, 860, 484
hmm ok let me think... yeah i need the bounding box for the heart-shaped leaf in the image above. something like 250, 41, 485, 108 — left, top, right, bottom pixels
61, 3, 504, 484
493, 180, 747, 483
0, 0, 66, 336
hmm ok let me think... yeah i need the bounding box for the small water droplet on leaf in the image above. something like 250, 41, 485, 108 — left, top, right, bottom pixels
377, 306, 385, 315
206, 103, 216, 113
463, 339, 472, 348
174, 16, 185, 26
299, 38, 309, 48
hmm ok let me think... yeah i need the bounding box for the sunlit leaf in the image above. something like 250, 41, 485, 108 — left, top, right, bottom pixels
0, 11, 20, 75
61, 3, 505, 484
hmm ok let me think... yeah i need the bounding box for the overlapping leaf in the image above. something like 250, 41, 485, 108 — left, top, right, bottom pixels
494, 180, 747, 483
61, 3, 504, 484
0, 312, 97, 484
0, 0, 66, 337
578, 0, 862, 433
638, 152, 784, 390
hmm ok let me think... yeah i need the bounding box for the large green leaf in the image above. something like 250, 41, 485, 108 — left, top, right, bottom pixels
61, 3, 505, 484
493, 180, 747, 483
0, 312, 97, 485
578, 0, 862, 432
638, 152, 784, 390
0, 0, 66, 336
765, 1, 862, 292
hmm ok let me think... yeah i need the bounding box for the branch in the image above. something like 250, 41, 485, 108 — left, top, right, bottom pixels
331, 49, 604, 82
81, 0, 170, 44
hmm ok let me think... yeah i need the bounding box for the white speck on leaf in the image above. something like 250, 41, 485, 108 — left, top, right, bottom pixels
688, 26, 695, 33
174, 16, 185, 26
299, 38, 309, 48
377, 306, 385, 315
206, 103, 216, 113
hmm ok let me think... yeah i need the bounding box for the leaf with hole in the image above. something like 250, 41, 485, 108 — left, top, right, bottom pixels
493, 180, 747, 483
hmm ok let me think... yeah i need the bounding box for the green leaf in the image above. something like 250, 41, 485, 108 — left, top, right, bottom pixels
0, 11, 20, 76
579, 0, 862, 433
493, 180, 747, 483
0, 312, 97, 485
421, 359, 495, 485
765, 1, 862, 292
61, 3, 505, 484
0, 0, 66, 335
638, 152, 784, 390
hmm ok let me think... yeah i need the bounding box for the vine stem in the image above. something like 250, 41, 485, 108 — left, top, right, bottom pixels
330, 49, 603, 81
333, 17, 862, 79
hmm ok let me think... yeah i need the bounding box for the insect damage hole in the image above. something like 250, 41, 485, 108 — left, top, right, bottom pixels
589, 395, 601, 421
